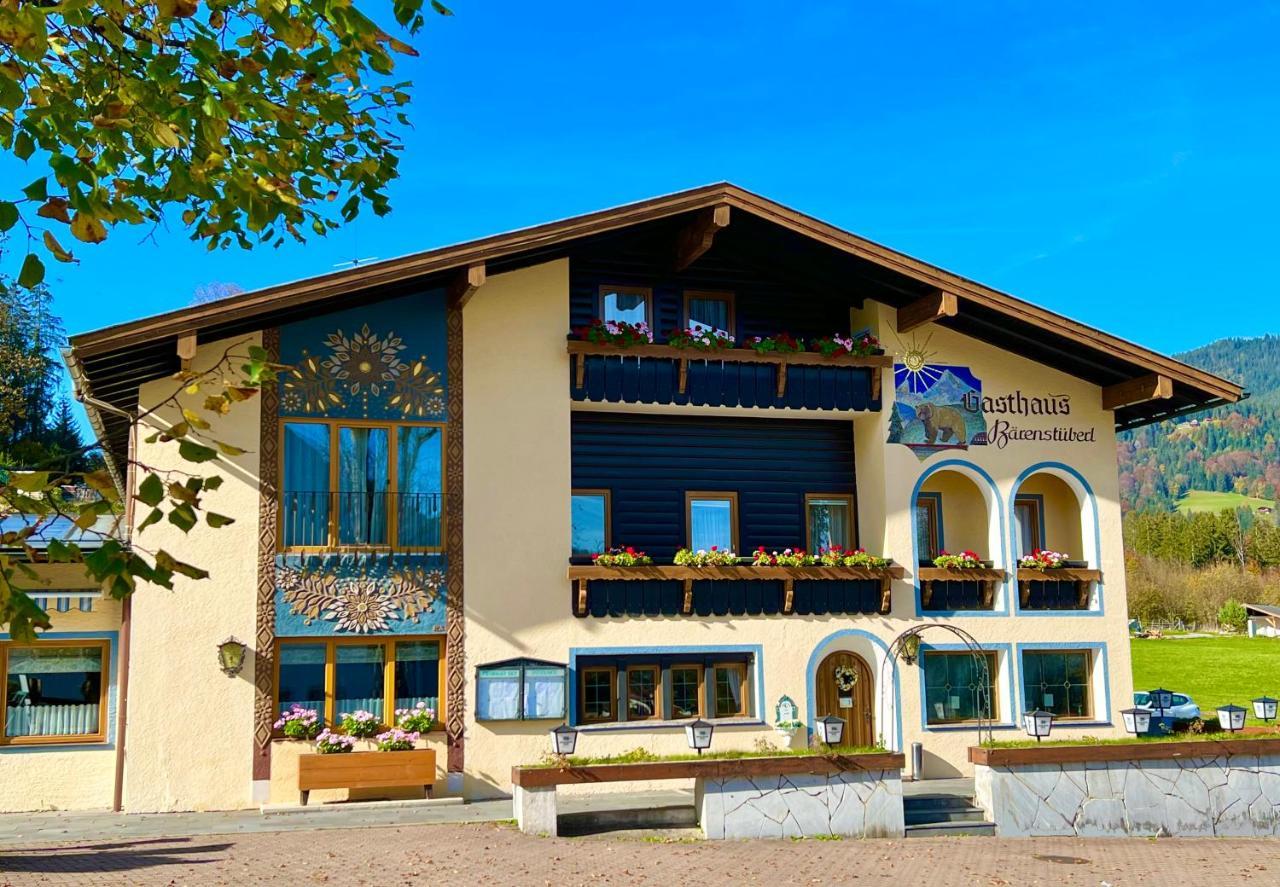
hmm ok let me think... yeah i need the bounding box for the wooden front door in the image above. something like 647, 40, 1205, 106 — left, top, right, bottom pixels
814, 651, 875, 747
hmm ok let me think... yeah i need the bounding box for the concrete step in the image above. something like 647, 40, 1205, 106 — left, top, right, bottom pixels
904, 806, 988, 825
557, 804, 697, 837
903, 793, 978, 812
905, 819, 997, 838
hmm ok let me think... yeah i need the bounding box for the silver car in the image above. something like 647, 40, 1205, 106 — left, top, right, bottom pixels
1133, 691, 1201, 722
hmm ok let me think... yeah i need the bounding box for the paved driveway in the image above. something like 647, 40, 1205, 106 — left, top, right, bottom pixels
1, 822, 1276, 886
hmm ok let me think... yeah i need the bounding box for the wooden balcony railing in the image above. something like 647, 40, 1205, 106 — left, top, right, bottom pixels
917, 567, 1008, 610
567, 562, 905, 617
1016, 567, 1102, 610
567, 340, 893, 399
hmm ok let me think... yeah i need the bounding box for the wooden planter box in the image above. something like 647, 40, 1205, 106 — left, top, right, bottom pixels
297, 748, 436, 805
917, 566, 1007, 609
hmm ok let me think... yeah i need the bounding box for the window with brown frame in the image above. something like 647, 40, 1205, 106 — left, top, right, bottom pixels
280, 419, 445, 552
275, 635, 445, 731
1014, 495, 1045, 555
571, 488, 611, 556
922, 651, 998, 726
711, 662, 749, 718
683, 290, 735, 338
915, 493, 943, 562
625, 666, 661, 721
579, 666, 617, 723
0, 639, 110, 745
599, 285, 652, 328
686, 491, 739, 553
669, 664, 703, 718
806, 493, 855, 552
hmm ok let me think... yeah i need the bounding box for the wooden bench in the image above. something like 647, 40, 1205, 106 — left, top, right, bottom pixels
297, 749, 436, 806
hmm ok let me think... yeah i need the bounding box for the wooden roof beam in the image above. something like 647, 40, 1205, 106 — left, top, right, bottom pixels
448, 262, 486, 309
176, 332, 197, 371
1102, 373, 1173, 411
897, 289, 958, 334
675, 204, 731, 271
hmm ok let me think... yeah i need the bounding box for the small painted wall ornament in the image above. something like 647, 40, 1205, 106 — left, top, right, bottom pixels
774, 695, 799, 726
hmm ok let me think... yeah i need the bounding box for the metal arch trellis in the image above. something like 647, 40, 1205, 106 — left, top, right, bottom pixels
878, 624, 995, 748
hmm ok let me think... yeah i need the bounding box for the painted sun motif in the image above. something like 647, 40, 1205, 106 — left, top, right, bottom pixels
892, 331, 945, 394
322, 324, 408, 398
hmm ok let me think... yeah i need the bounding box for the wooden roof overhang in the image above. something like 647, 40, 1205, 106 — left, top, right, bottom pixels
66, 183, 1244, 474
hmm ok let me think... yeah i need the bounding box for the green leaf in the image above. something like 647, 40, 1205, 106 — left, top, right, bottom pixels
21, 177, 47, 201
206, 512, 235, 528
216, 441, 246, 457
17, 252, 44, 288
138, 507, 164, 532
168, 503, 197, 533
202, 476, 224, 491
70, 212, 108, 244
8, 471, 49, 492
155, 550, 209, 580
178, 440, 219, 463
0, 201, 17, 231
136, 473, 165, 507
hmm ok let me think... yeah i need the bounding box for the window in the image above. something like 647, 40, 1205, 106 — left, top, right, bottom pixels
575, 653, 753, 724
1021, 649, 1091, 720
806, 493, 854, 551
281, 420, 444, 551
684, 290, 734, 338
922, 651, 997, 726
600, 285, 651, 327
687, 492, 738, 552
626, 666, 660, 721
475, 659, 567, 721
711, 663, 748, 717
1014, 496, 1044, 554
915, 493, 943, 561
669, 665, 703, 718
571, 489, 610, 556
580, 667, 616, 723
1, 640, 109, 744
274, 636, 444, 730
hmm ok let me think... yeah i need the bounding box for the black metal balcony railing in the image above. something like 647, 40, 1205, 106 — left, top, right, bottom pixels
281, 491, 443, 551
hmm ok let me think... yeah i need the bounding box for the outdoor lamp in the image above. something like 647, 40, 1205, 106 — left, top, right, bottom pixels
1121, 707, 1152, 736
1147, 688, 1174, 714
1253, 696, 1278, 723
1022, 709, 1054, 742
1217, 704, 1247, 733
549, 724, 579, 756
216, 637, 247, 677
685, 719, 714, 755
815, 715, 846, 748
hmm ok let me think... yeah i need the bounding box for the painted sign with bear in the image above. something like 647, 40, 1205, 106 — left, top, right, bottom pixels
886, 361, 989, 461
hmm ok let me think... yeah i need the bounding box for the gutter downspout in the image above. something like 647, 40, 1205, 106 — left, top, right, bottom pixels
112, 594, 132, 812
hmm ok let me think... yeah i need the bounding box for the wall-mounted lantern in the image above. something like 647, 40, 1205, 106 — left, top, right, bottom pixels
216, 637, 248, 677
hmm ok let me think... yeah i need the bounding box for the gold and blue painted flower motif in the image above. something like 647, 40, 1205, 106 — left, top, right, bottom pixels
277, 560, 445, 634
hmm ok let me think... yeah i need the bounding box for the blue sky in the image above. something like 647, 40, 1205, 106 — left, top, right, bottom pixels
14, 2, 1280, 360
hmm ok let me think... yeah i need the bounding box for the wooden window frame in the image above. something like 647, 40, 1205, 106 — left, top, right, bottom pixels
805, 492, 856, 552
1021, 649, 1093, 722
667, 663, 704, 719
571, 488, 612, 554
598, 285, 653, 327
685, 491, 740, 552
0, 638, 110, 746
273, 635, 447, 734
1013, 495, 1045, 554
921, 650, 998, 726
682, 290, 736, 337
579, 666, 618, 724
278, 418, 447, 554
625, 665, 662, 722
710, 661, 750, 718
915, 492, 943, 561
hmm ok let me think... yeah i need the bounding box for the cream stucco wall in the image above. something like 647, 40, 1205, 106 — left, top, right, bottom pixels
918, 470, 988, 556
462, 260, 1135, 791
1016, 472, 1084, 559
122, 332, 263, 811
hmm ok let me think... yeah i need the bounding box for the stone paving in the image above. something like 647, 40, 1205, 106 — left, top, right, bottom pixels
1, 821, 1278, 885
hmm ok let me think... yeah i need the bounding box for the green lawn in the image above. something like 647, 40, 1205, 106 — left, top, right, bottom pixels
1175, 489, 1276, 514
1130, 635, 1280, 725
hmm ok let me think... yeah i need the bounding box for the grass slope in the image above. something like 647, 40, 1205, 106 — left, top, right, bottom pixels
1131, 636, 1280, 725
1175, 489, 1275, 514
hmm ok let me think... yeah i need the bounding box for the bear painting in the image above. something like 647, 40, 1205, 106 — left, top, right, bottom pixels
887, 363, 987, 460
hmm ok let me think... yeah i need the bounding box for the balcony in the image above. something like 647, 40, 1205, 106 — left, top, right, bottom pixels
280, 491, 444, 552
1016, 567, 1102, 610
917, 566, 1008, 611
567, 562, 905, 618
567, 341, 891, 411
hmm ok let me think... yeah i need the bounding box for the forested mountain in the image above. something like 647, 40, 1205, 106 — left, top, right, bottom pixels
1119, 335, 1280, 512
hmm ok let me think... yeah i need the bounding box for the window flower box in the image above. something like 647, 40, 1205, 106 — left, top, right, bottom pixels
297, 748, 436, 806
674, 547, 740, 566
1015, 566, 1104, 609
918, 555, 1008, 611
591, 547, 653, 567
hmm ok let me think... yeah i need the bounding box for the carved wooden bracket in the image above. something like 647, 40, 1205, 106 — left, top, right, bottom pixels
177, 332, 197, 371
878, 578, 892, 615
1101, 373, 1172, 411
575, 578, 589, 617
682, 578, 694, 615
1019, 580, 1031, 608
782, 579, 795, 615
1076, 580, 1091, 608
979, 581, 996, 609
897, 289, 958, 334
921, 580, 934, 609
776, 363, 788, 398
448, 262, 486, 309
675, 204, 731, 271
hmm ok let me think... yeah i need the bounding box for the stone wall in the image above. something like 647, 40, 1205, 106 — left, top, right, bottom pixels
697, 769, 904, 839
974, 753, 1280, 837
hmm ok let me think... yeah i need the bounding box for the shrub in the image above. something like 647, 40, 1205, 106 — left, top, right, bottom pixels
273, 704, 321, 740
339, 709, 382, 738
1218, 598, 1248, 632
315, 729, 356, 754
375, 728, 420, 751
396, 701, 436, 733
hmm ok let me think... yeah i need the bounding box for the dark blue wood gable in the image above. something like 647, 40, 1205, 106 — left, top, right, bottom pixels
570, 255, 858, 341
583, 578, 882, 617
571, 413, 857, 559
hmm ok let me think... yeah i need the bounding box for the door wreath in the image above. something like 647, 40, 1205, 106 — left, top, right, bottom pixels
834, 664, 859, 693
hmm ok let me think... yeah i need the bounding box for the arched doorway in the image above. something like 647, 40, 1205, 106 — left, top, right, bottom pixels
814, 650, 874, 746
